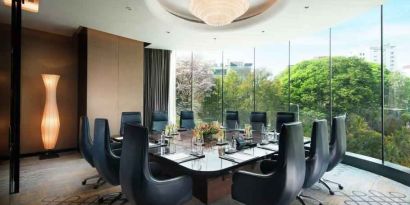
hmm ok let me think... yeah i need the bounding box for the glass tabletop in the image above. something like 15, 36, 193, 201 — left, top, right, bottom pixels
149, 131, 276, 174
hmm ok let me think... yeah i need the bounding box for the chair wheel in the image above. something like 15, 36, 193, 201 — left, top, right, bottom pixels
81, 180, 86, 185
319, 203, 323, 205
93, 185, 98, 189
330, 191, 335, 195
98, 198, 104, 204
338, 185, 344, 190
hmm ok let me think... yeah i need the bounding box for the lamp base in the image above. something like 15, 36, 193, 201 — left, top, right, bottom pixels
39, 151, 59, 160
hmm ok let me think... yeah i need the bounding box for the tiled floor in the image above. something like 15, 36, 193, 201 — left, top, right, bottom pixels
0, 152, 409, 205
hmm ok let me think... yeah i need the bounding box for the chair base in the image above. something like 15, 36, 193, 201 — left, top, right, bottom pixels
98, 192, 127, 205
81, 175, 106, 189
319, 178, 343, 195
298, 192, 323, 205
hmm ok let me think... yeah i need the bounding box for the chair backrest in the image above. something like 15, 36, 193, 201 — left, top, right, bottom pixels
250, 112, 267, 131
120, 112, 141, 136
151, 111, 168, 132
93, 118, 120, 186
327, 115, 347, 171
276, 112, 296, 132
79, 116, 94, 167
303, 119, 330, 188
120, 124, 150, 204
180, 111, 195, 129
225, 111, 239, 130
121, 124, 193, 205
275, 122, 306, 204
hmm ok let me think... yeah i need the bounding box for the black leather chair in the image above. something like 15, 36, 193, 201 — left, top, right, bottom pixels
320, 116, 346, 195
120, 124, 193, 205
232, 122, 306, 205
250, 112, 267, 131
152, 111, 168, 133
299, 119, 330, 205
180, 111, 195, 129
276, 112, 296, 132
120, 112, 142, 136
225, 111, 239, 130
93, 119, 124, 203
79, 116, 105, 188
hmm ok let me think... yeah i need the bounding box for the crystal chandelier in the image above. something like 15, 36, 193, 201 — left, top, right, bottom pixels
189, 0, 250, 27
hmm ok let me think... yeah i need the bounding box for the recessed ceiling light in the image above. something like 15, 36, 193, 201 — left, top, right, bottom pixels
3, 0, 39, 13
166, 31, 171, 34
304, 5, 310, 9
261, 30, 265, 33
125, 6, 132, 11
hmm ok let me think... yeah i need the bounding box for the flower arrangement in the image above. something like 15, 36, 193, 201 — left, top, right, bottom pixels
165, 124, 178, 136
193, 122, 221, 142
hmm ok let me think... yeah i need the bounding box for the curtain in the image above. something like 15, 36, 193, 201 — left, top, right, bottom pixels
143, 48, 171, 129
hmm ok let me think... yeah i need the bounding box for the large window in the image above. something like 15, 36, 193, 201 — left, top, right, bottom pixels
173, 2, 410, 170
255, 43, 289, 130
175, 51, 193, 121
193, 51, 223, 123
332, 7, 382, 160
223, 49, 255, 126
290, 30, 330, 136
384, 0, 410, 167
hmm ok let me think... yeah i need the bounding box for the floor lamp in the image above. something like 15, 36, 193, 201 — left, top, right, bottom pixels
39, 74, 60, 160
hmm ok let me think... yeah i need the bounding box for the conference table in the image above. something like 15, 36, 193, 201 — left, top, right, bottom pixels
142, 130, 311, 204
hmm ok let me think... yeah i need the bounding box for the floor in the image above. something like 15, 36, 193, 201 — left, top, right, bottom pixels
0, 151, 410, 205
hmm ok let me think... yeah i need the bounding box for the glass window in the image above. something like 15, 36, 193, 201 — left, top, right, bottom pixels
223, 49, 255, 127
384, 0, 410, 167
332, 6, 382, 160
290, 30, 330, 137
255, 43, 289, 130
175, 51, 193, 121
192, 51, 223, 123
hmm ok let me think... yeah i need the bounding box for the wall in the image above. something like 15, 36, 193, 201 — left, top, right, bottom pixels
19, 28, 78, 154
0, 24, 11, 157
86, 29, 144, 137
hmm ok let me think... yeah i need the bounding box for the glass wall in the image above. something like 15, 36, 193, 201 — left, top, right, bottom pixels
193, 51, 223, 123
384, 0, 410, 167
223, 49, 255, 126
290, 30, 330, 136
172, 2, 410, 170
175, 51, 193, 122
332, 6, 382, 160
255, 43, 289, 129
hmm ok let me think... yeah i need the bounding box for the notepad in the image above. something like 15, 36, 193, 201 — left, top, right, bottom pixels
258, 143, 279, 151
228, 152, 255, 162
163, 153, 191, 161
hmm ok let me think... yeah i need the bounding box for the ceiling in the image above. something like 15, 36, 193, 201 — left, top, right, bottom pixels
0, 0, 381, 50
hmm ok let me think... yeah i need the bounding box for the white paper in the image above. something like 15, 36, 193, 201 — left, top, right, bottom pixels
163, 153, 190, 161
228, 152, 255, 161
259, 144, 279, 151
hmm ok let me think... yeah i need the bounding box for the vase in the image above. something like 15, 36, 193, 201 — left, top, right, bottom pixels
41, 74, 60, 150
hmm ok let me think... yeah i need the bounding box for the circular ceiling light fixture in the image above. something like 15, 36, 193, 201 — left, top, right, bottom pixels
189, 0, 250, 27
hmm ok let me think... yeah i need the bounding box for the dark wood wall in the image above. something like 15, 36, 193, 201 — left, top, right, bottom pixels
0, 24, 11, 158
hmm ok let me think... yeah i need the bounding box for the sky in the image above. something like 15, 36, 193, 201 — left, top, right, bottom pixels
175, 0, 410, 77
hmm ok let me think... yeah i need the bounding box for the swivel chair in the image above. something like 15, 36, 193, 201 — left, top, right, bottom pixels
120, 124, 193, 205
232, 122, 306, 205
180, 111, 195, 129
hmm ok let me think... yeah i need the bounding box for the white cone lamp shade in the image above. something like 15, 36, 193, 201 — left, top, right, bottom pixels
41, 74, 60, 150
189, 0, 250, 26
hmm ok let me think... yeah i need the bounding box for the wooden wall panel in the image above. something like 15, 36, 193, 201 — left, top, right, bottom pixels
87, 29, 144, 137
0, 24, 11, 157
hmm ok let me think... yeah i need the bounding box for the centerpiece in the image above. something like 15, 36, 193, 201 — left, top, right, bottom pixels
193, 121, 222, 145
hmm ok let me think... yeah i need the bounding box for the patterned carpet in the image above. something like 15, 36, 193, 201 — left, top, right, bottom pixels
0, 152, 409, 205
